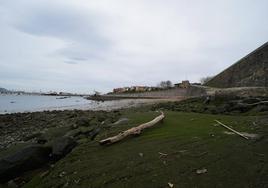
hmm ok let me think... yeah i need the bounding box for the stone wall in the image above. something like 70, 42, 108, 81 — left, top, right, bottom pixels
109, 86, 206, 99
206, 42, 268, 88
214, 87, 268, 98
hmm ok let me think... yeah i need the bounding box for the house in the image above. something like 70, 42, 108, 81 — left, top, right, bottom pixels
175, 80, 191, 88
113, 87, 132, 93
134, 86, 148, 92
113, 88, 125, 93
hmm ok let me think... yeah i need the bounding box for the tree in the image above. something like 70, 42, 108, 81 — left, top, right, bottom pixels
166, 80, 173, 88
158, 80, 173, 89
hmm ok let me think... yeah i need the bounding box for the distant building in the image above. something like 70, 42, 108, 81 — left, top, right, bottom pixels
113, 88, 126, 93
134, 86, 147, 92
175, 80, 191, 88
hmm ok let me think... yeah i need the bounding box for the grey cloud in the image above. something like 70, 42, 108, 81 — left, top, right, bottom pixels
64, 61, 78, 65
0, 0, 268, 93
12, 3, 106, 42
3, 1, 111, 62
69, 57, 88, 61
54, 43, 107, 62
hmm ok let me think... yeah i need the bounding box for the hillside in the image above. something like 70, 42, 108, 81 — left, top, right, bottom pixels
206, 42, 268, 88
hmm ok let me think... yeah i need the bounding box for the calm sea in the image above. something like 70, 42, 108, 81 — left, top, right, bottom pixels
0, 95, 93, 114
0, 94, 147, 114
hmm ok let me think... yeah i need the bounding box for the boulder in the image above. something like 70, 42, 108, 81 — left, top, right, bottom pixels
36, 126, 71, 144
90, 127, 101, 140
95, 113, 107, 122
0, 145, 51, 183
64, 126, 95, 139
75, 117, 90, 127
51, 137, 77, 160
79, 126, 95, 134
230, 103, 252, 113
23, 132, 42, 142
64, 129, 81, 138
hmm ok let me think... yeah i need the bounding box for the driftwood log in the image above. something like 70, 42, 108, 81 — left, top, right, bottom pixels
215, 120, 249, 140
99, 111, 165, 145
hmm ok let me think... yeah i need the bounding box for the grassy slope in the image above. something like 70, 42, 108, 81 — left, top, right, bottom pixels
24, 111, 268, 188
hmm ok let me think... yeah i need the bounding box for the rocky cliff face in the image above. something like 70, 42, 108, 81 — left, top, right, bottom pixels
206, 42, 268, 88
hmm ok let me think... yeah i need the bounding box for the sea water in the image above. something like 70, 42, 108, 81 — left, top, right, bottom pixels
0, 94, 148, 114
0, 95, 91, 114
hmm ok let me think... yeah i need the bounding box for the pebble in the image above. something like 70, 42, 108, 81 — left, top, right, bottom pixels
196, 168, 208, 174
59, 171, 66, 178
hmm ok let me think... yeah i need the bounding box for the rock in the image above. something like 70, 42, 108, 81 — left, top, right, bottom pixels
64, 129, 81, 138
59, 171, 66, 178
79, 126, 95, 134
253, 105, 268, 112
89, 118, 99, 127
7, 180, 18, 188
65, 126, 96, 139
196, 168, 208, 174
0, 145, 51, 183
230, 103, 251, 112
168, 182, 174, 188
96, 113, 107, 122
51, 137, 77, 160
77, 137, 88, 144
71, 124, 78, 129
23, 132, 42, 142
36, 136, 48, 144
37, 127, 71, 144
90, 127, 101, 140
242, 98, 261, 104
76, 117, 90, 127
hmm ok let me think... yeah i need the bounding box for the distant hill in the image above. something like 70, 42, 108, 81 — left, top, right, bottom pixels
205, 42, 268, 88
0, 87, 9, 93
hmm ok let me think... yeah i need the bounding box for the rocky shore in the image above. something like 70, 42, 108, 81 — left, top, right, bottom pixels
1, 95, 267, 187
0, 109, 125, 185
0, 110, 120, 150
0, 98, 175, 186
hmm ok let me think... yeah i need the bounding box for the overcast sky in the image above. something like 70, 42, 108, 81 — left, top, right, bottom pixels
0, 0, 267, 93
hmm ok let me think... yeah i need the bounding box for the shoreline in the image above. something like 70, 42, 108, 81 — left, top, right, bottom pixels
0, 98, 180, 150
0, 98, 181, 115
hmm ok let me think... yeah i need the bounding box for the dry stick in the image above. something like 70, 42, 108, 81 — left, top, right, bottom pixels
99, 111, 165, 145
215, 120, 249, 140
240, 101, 268, 106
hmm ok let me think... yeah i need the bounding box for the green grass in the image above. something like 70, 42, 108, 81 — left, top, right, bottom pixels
24, 111, 268, 188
